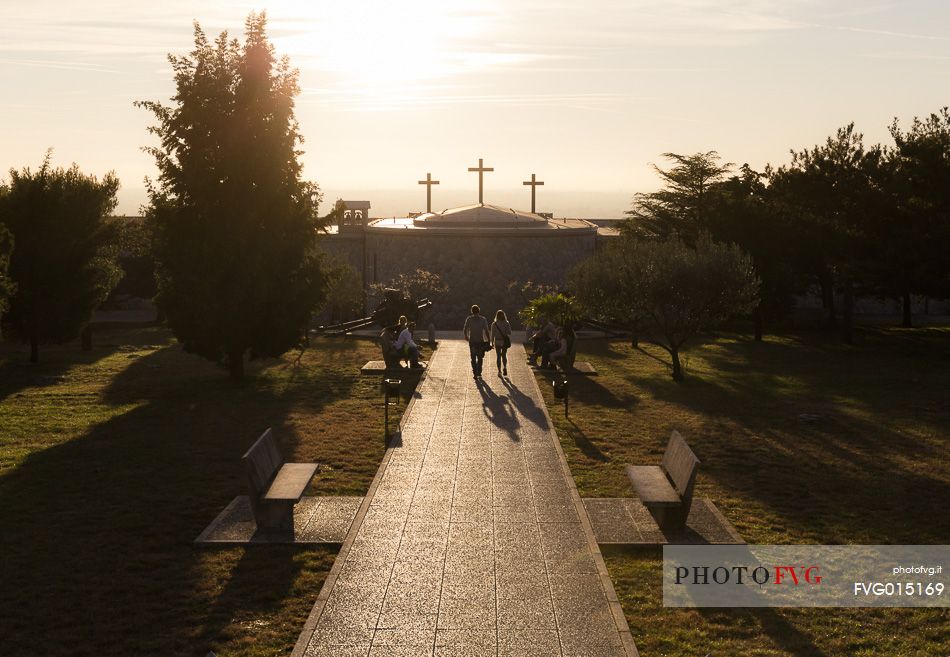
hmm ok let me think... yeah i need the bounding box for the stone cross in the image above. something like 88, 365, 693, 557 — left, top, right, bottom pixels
417, 172, 440, 213
467, 157, 494, 204
522, 173, 545, 213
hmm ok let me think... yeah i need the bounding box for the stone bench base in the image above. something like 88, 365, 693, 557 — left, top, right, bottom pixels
195, 495, 362, 545
360, 360, 428, 375
528, 361, 598, 375
583, 497, 744, 545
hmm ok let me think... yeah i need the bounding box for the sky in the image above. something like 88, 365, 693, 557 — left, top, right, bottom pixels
2, 1, 949, 218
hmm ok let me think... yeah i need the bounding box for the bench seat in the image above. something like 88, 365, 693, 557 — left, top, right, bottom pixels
263, 463, 319, 501
243, 428, 319, 534
624, 430, 700, 531
625, 465, 680, 506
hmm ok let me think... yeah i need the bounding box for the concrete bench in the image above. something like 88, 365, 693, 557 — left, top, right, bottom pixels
625, 430, 700, 530
242, 428, 318, 534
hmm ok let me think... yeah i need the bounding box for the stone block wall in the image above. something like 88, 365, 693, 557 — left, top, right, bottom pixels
321, 230, 598, 328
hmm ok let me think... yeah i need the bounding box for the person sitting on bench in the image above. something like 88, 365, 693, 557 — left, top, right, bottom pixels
393, 315, 421, 368
540, 327, 565, 369
547, 324, 576, 370
529, 319, 558, 366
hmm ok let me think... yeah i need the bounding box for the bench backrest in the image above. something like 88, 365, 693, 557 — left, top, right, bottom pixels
662, 429, 700, 509
242, 428, 284, 499
566, 333, 578, 368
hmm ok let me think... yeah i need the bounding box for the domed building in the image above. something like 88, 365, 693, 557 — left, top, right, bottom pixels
323, 166, 616, 327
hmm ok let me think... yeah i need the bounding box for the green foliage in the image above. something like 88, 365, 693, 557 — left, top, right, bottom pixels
0, 223, 14, 319
768, 124, 891, 340
136, 13, 328, 378
623, 151, 732, 243
109, 217, 157, 301
0, 155, 120, 361
572, 235, 759, 380
371, 268, 449, 305
709, 165, 802, 330
323, 257, 364, 322
325, 198, 346, 228
518, 292, 582, 328
885, 109, 950, 305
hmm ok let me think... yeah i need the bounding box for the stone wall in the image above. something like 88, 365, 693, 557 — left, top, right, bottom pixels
321, 230, 598, 328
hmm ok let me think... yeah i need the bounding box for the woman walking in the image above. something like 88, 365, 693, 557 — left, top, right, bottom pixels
463, 304, 490, 379
491, 309, 512, 377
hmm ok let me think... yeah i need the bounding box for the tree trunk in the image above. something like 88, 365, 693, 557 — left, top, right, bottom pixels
630, 325, 639, 348
820, 269, 837, 328
841, 277, 854, 345
901, 290, 913, 328
227, 347, 245, 380
753, 305, 764, 342
670, 348, 684, 382
29, 327, 39, 363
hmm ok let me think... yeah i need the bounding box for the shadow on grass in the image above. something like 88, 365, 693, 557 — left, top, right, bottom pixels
0, 326, 164, 402
603, 330, 950, 543
0, 343, 362, 656
565, 419, 610, 462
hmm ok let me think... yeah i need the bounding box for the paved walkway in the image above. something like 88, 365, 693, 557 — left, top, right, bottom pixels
293, 339, 638, 657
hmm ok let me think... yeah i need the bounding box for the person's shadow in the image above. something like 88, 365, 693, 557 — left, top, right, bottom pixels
476, 378, 521, 440
499, 376, 550, 430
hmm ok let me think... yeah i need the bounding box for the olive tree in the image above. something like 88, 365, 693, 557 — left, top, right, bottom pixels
572, 234, 759, 381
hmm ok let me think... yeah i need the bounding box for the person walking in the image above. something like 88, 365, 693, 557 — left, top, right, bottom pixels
491, 309, 512, 377
463, 304, 490, 379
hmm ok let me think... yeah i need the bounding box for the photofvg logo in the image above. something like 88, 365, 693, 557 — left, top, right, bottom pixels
663, 545, 948, 608
674, 563, 823, 586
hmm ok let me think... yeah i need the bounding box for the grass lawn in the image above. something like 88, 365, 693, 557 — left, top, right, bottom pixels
535, 325, 950, 657
0, 326, 428, 657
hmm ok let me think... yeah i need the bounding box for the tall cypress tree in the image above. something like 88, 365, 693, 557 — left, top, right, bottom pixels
0, 224, 14, 336
0, 156, 120, 362
137, 13, 328, 378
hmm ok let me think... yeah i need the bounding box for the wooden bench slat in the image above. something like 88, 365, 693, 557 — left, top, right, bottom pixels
625, 465, 680, 506
263, 463, 319, 501
663, 430, 701, 496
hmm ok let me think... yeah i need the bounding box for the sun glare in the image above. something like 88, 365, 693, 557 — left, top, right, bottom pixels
268, 0, 495, 87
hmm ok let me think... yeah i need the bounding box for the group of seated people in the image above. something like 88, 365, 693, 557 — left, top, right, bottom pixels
527, 319, 576, 370
380, 315, 422, 369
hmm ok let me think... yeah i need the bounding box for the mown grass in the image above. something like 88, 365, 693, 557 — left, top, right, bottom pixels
0, 327, 428, 657
535, 326, 950, 657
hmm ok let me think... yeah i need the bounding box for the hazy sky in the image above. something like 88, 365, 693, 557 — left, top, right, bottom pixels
2, 1, 949, 218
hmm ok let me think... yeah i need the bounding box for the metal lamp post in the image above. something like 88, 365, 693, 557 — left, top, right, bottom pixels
383, 378, 401, 441
552, 374, 569, 417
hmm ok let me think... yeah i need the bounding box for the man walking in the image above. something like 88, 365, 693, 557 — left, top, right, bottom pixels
463, 304, 490, 379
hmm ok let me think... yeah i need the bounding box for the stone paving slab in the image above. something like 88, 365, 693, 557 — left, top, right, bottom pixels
292, 340, 639, 657
583, 497, 744, 545
194, 496, 362, 545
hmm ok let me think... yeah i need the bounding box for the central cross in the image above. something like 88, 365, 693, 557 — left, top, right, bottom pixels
417, 172, 440, 213
467, 157, 494, 205
522, 173, 545, 213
